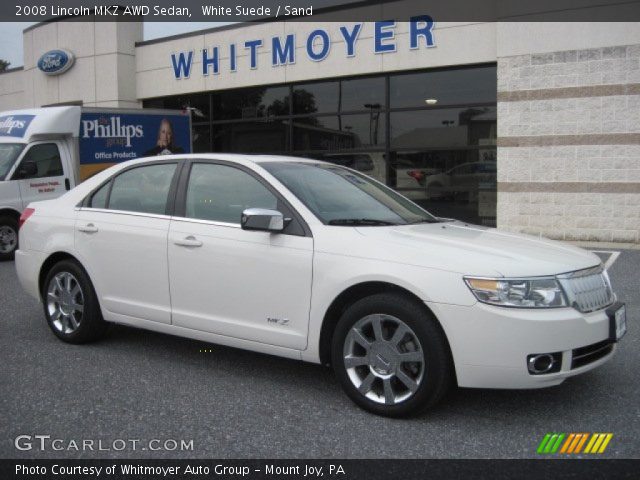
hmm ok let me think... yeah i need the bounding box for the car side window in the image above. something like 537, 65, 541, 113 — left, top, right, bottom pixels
14, 143, 63, 180
185, 163, 277, 224
89, 182, 110, 209
107, 163, 177, 215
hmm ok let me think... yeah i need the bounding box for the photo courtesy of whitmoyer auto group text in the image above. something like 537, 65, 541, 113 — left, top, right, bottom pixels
0, 0, 639, 478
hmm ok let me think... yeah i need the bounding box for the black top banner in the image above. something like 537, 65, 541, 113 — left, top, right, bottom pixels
5, 0, 640, 24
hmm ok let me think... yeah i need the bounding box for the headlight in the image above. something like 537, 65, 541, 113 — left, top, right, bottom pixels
464, 277, 568, 308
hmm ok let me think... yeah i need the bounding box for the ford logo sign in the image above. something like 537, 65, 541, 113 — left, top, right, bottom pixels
37, 49, 75, 76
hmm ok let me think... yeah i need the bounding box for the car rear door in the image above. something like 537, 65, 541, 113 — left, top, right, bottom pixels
75, 161, 180, 325
167, 160, 313, 350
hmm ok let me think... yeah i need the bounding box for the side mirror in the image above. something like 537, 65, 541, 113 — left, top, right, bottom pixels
241, 208, 285, 233
16, 161, 38, 179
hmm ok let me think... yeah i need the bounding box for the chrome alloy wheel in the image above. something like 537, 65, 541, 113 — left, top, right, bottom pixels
343, 314, 425, 405
47, 272, 84, 334
0, 225, 17, 253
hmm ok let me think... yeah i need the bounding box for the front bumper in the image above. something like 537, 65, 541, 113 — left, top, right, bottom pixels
428, 300, 619, 389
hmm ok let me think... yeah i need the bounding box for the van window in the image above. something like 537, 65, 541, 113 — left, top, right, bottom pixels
0, 144, 25, 180
14, 143, 63, 179
107, 163, 177, 215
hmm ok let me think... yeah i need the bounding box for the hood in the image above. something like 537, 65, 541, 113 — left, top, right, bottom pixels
353, 221, 600, 277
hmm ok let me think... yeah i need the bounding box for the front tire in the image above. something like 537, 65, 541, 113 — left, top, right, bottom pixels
42, 260, 107, 343
0, 215, 18, 261
331, 293, 453, 417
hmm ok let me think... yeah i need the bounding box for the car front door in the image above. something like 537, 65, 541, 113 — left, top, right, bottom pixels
11, 142, 70, 209
167, 161, 313, 350
75, 161, 180, 325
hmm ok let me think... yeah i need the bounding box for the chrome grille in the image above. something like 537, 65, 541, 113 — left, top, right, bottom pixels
557, 266, 614, 313
571, 340, 614, 369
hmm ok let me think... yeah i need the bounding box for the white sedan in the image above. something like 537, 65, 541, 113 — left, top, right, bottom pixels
15, 154, 626, 417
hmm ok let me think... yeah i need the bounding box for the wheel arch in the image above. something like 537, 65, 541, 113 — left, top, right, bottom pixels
38, 251, 85, 297
0, 207, 21, 222
318, 281, 453, 369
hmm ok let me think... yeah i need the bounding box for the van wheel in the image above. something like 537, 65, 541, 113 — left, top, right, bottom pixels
331, 293, 453, 417
0, 216, 18, 261
42, 260, 108, 344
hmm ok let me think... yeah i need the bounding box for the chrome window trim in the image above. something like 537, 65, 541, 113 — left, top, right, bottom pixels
77, 207, 243, 229
77, 207, 172, 221
170, 216, 241, 229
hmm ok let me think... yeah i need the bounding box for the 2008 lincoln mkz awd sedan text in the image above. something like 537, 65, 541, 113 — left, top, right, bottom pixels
15, 154, 627, 417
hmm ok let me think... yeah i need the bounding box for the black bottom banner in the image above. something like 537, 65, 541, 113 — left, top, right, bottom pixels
3, 459, 640, 480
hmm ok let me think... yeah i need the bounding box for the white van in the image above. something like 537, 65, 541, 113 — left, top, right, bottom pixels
0, 106, 191, 260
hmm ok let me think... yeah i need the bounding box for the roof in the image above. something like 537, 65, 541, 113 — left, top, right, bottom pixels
0, 106, 81, 141
103, 153, 328, 170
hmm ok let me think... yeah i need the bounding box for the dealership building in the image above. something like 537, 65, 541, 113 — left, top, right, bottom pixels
1, 6, 639, 243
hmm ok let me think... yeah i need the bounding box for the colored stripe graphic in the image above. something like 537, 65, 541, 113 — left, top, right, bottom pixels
568, 434, 582, 453
537, 434, 552, 454
550, 434, 565, 453
537, 433, 565, 454
544, 434, 559, 454
565, 433, 587, 454
585, 433, 614, 454
539, 433, 613, 454
591, 434, 606, 453
584, 434, 599, 453
560, 434, 575, 453
598, 434, 613, 453
574, 433, 589, 453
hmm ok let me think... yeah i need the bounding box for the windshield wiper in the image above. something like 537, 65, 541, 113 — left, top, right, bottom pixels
328, 218, 398, 226
407, 218, 443, 224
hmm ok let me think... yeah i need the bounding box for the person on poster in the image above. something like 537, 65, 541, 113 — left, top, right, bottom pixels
144, 118, 185, 156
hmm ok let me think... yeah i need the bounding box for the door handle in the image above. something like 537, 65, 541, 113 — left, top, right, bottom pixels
174, 236, 203, 248
78, 223, 98, 234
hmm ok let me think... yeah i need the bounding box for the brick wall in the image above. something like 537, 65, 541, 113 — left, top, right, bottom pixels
497, 44, 640, 243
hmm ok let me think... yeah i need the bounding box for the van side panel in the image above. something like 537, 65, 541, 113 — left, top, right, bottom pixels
78, 110, 192, 181
0, 181, 22, 214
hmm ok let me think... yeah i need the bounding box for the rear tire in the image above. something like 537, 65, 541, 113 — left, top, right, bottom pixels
42, 260, 108, 344
331, 293, 453, 417
0, 215, 18, 261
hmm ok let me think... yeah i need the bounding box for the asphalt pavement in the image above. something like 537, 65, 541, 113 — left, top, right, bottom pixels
0, 250, 638, 459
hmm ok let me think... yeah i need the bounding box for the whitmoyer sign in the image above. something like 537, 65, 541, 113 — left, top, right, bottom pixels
170, 16, 436, 79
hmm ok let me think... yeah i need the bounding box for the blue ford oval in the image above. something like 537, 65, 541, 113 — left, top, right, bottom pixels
37, 49, 75, 75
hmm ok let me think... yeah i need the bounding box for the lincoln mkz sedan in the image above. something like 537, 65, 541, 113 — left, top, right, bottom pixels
15, 154, 627, 417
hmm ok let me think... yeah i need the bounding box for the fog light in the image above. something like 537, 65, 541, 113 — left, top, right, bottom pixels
527, 352, 562, 375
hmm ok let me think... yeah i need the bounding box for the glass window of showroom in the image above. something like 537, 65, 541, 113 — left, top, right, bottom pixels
143, 64, 497, 225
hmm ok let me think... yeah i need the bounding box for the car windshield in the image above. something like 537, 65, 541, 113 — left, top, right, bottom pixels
0, 143, 25, 180
262, 161, 439, 226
